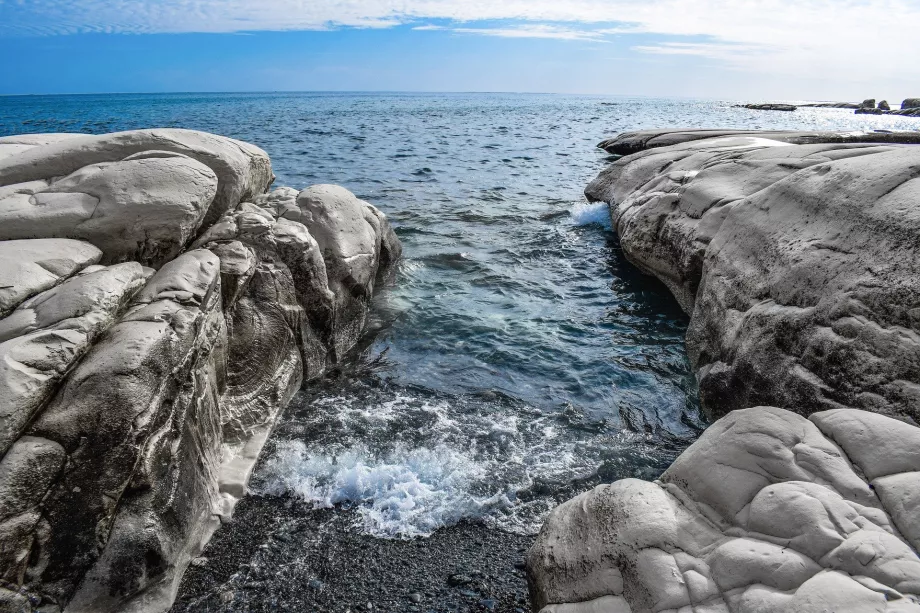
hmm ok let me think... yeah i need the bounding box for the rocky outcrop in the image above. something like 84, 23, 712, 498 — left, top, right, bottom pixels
528, 406, 920, 613
586, 131, 920, 423
739, 103, 797, 112
904, 99, 920, 110
596, 129, 920, 156
879, 100, 892, 111
0, 130, 400, 612
799, 102, 861, 109
860, 98, 877, 109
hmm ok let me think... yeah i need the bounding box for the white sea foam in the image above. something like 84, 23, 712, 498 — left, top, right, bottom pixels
569, 201, 612, 228
252, 390, 644, 538
257, 441, 516, 538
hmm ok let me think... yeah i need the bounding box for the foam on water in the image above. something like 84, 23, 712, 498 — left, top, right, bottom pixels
252, 385, 692, 538
570, 201, 613, 228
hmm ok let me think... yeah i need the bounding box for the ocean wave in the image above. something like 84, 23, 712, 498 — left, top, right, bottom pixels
569, 202, 612, 228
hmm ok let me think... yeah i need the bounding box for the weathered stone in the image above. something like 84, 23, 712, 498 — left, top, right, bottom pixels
0, 239, 101, 317
0, 152, 218, 266
903, 98, 920, 110
586, 134, 920, 422
528, 408, 920, 613
0, 263, 150, 457
0, 129, 274, 229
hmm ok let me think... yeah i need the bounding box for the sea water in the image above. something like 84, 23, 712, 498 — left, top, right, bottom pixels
3, 93, 917, 537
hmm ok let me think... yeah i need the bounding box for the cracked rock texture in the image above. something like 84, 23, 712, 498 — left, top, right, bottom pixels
586, 130, 920, 422
528, 406, 920, 613
0, 130, 400, 612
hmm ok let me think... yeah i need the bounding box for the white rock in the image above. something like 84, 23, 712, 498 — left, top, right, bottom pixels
0, 239, 101, 316
528, 408, 920, 613
0, 129, 274, 228
0, 263, 149, 457
586, 134, 920, 422
0, 152, 219, 266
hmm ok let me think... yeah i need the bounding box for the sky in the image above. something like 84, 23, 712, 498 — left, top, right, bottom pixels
1, 0, 919, 100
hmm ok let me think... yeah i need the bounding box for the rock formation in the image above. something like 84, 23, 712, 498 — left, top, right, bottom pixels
739, 103, 797, 112
903, 99, 920, 110
879, 100, 892, 111
528, 406, 920, 613
596, 129, 920, 156
586, 130, 920, 423
0, 130, 400, 612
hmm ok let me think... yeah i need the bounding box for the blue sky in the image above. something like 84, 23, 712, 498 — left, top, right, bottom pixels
2, 1, 919, 99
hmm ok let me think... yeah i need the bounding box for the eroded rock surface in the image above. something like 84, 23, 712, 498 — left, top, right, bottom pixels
0, 131, 401, 612
587, 132, 920, 422
528, 407, 920, 613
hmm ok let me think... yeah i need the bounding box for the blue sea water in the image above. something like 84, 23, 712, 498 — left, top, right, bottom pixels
3, 93, 918, 537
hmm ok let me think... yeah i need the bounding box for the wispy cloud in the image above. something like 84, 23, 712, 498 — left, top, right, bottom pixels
2, 0, 919, 83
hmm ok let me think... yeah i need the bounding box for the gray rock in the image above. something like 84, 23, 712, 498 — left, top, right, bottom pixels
879, 100, 891, 110
0, 131, 401, 613
261, 184, 401, 360
0, 152, 219, 266
586, 134, 920, 422
903, 98, 920, 110
596, 129, 920, 155
0, 129, 274, 229
740, 103, 797, 112
860, 98, 877, 109
528, 407, 920, 613
0, 239, 101, 317
0, 262, 150, 457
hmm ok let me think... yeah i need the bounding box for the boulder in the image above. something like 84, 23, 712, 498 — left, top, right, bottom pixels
856, 107, 886, 115
902, 98, 920, 110
586, 133, 920, 422
528, 407, 920, 613
0, 239, 101, 317
0, 129, 274, 229
0, 151, 219, 266
860, 98, 877, 109
255, 184, 402, 359
879, 100, 892, 111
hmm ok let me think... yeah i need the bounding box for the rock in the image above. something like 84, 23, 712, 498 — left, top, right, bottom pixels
879, 100, 891, 110
856, 106, 886, 115
0, 151, 219, 266
0, 129, 274, 229
586, 133, 920, 422
0, 130, 401, 612
903, 98, 920, 110
860, 98, 877, 109
0, 239, 101, 317
257, 184, 402, 360
799, 102, 861, 109
740, 103, 797, 112
596, 129, 920, 155
409, 592, 423, 603
0, 262, 150, 457
527, 407, 920, 613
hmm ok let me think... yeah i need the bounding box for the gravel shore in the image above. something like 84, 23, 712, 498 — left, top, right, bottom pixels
172, 496, 534, 613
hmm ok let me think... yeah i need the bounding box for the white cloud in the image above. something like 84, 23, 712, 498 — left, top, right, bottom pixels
2, 0, 919, 84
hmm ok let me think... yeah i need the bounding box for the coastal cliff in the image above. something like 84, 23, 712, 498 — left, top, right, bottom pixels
527, 129, 920, 613
0, 130, 400, 612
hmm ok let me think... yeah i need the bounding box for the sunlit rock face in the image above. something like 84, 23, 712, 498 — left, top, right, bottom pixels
0, 130, 400, 612
528, 407, 920, 613
586, 130, 920, 423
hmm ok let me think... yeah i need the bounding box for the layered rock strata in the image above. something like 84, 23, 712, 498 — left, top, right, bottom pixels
0, 130, 400, 612
587, 130, 920, 423
528, 406, 920, 613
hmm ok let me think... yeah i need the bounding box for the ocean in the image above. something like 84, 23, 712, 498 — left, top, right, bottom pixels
3, 92, 918, 540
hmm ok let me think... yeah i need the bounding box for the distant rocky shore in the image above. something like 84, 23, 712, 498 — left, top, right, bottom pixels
527, 129, 920, 612
0, 130, 400, 612
739, 97, 920, 117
